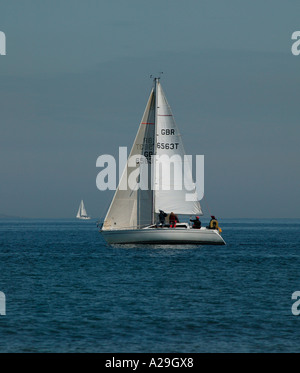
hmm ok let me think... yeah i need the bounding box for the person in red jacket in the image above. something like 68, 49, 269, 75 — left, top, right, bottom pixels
169, 212, 179, 228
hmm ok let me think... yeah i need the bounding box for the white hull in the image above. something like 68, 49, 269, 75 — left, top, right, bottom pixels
77, 216, 91, 220
101, 226, 225, 245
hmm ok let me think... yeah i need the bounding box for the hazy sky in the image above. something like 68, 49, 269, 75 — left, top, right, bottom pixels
0, 0, 299, 218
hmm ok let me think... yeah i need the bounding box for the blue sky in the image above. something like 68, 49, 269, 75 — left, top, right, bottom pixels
0, 0, 299, 218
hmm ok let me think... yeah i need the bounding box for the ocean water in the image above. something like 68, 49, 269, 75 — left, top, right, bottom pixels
0, 218, 300, 353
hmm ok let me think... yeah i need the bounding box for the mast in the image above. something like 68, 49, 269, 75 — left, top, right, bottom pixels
152, 77, 159, 225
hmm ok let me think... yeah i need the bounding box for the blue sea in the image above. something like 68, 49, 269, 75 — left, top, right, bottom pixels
0, 218, 300, 353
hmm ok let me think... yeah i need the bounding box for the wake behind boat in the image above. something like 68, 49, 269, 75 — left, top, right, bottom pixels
100, 77, 225, 245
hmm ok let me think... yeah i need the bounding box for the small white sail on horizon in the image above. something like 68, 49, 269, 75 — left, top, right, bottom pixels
76, 200, 91, 220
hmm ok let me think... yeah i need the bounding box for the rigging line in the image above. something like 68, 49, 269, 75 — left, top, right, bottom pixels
202, 194, 212, 217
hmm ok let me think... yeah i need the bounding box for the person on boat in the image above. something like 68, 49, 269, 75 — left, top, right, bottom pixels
190, 216, 201, 229
158, 210, 167, 227
207, 216, 219, 230
169, 212, 179, 228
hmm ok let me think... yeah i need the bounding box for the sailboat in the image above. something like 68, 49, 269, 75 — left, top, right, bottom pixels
76, 200, 91, 220
100, 77, 225, 245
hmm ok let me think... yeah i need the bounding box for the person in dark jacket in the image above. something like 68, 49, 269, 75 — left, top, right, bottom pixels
158, 210, 167, 227
190, 216, 201, 229
169, 212, 179, 228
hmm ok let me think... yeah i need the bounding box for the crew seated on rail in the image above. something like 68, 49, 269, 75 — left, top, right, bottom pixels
158, 209, 167, 227
190, 216, 201, 229
207, 216, 219, 229
169, 212, 179, 228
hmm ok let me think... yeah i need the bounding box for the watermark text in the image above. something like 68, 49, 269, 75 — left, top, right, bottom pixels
96, 147, 204, 201
291, 31, 300, 56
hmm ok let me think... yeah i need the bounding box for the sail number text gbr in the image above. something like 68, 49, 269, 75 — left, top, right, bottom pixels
136, 128, 179, 163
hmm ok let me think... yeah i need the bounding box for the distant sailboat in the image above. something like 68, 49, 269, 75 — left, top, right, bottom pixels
76, 200, 91, 220
100, 77, 225, 245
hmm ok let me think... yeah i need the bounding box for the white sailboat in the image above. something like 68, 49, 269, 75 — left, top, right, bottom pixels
100, 77, 225, 245
76, 200, 91, 220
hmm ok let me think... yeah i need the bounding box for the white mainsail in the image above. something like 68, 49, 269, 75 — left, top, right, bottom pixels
102, 90, 155, 230
76, 201, 82, 218
102, 79, 202, 231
